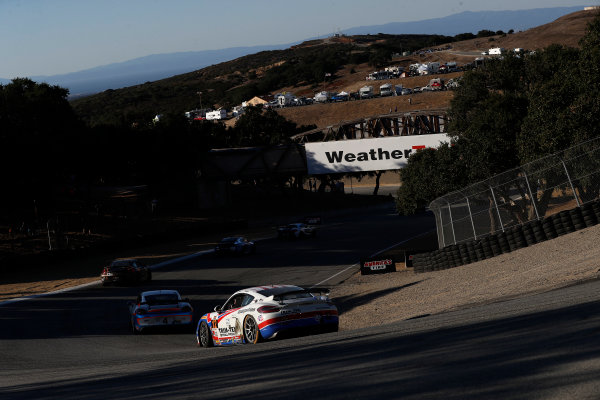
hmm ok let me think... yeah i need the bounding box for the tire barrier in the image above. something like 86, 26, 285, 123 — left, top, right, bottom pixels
570, 208, 585, 230
559, 210, 576, 234
581, 202, 598, 228
443, 246, 454, 269
508, 225, 526, 251
412, 201, 598, 274
466, 241, 477, 263
496, 231, 510, 254
473, 240, 484, 262
552, 213, 566, 236
458, 243, 471, 265
593, 200, 600, 221
530, 219, 546, 242
522, 222, 537, 247
542, 218, 558, 239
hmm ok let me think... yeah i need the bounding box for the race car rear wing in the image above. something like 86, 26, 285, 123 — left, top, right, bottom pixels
272, 287, 331, 302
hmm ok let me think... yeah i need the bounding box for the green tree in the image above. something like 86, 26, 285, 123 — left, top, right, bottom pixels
231, 105, 300, 147
396, 144, 467, 215
0, 78, 82, 213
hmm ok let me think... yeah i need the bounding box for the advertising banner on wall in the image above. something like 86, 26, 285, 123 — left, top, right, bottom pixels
305, 133, 451, 174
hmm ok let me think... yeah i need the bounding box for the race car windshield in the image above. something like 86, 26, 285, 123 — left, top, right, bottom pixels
145, 294, 179, 305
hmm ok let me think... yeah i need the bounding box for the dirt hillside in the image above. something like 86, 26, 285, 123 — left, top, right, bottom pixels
253, 9, 598, 130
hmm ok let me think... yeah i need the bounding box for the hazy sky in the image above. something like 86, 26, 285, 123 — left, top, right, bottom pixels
0, 0, 596, 78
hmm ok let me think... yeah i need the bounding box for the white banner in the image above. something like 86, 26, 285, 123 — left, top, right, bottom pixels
305, 134, 451, 174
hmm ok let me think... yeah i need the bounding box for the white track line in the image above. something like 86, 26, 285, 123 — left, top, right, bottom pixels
0, 249, 214, 307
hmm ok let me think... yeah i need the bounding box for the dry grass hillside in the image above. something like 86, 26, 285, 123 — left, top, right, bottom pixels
258, 9, 598, 130
451, 9, 598, 53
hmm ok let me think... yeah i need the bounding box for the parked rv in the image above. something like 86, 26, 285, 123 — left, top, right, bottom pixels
359, 86, 374, 99
379, 83, 393, 97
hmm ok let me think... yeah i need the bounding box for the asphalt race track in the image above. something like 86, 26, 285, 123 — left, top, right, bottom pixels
2, 204, 600, 399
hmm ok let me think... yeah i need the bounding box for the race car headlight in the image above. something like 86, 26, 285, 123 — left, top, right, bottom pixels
258, 306, 281, 314
181, 306, 192, 313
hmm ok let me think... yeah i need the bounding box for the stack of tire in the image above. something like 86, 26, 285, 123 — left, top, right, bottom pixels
412, 199, 600, 273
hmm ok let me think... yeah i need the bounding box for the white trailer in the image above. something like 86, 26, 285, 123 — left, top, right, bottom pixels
206, 109, 227, 120
489, 47, 505, 55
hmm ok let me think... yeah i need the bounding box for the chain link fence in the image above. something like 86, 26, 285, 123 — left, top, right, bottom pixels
429, 136, 600, 249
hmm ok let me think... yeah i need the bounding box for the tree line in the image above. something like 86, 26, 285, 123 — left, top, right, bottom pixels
0, 78, 314, 224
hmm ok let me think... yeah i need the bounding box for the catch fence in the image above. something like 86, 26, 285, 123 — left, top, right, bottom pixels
429, 136, 600, 248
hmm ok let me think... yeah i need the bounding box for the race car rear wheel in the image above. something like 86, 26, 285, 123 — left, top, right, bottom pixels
243, 315, 262, 344
131, 318, 140, 335
198, 321, 213, 347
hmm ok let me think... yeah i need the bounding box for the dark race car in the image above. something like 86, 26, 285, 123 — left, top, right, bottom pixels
100, 258, 152, 286
214, 236, 256, 256
277, 223, 317, 239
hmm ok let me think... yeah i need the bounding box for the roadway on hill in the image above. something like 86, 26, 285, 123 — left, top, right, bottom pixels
2, 204, 600, 399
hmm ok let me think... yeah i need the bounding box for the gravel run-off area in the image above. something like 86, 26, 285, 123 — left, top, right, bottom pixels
331, 223, 600, 331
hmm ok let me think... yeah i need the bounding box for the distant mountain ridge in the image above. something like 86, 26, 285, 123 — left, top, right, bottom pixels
341, 6, 584, 36
0, 6, 586, 96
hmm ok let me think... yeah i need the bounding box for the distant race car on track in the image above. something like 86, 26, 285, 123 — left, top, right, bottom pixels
128, 290, 194, 334
196, 285, 338, 347
101, 258, 151, 286
214, 236, 256, 255
277, 223, 317, 239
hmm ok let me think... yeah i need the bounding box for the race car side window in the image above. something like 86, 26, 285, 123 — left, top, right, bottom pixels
224, 295, 243, 310
241, 295, 254, 307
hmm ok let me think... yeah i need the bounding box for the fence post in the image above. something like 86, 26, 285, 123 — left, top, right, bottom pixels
465, 196, 477, 240
438, 207, 447, 248
489, 185, 504, 232
446, 200, 457, 245
561, 159, 581, 207
523, 172, 540, 220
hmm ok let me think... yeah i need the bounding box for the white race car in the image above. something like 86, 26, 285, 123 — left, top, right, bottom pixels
128, 290, 194, 334
196, 285, 338, 347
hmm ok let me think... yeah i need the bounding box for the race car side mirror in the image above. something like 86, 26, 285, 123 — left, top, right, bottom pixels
214, 305, 222, 312
184, 298, 190, 303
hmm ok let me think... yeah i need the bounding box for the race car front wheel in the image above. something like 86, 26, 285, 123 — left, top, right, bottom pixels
243, 315, 262, 344
198, 321, 213, 348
